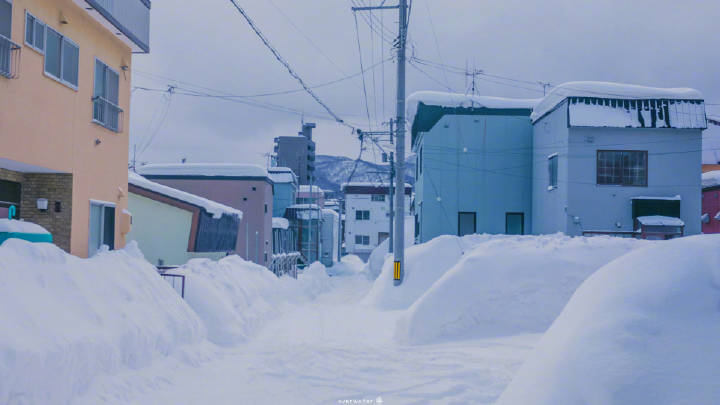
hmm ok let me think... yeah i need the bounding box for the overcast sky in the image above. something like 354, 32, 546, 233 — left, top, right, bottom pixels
129, 0, 720, 167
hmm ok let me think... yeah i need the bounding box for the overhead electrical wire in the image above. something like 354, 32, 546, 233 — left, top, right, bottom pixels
353, 11, 375, 132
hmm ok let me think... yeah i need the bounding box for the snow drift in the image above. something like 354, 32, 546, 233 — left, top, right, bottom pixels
497, 235, 720, 405
166, 258, 332, 345
395, 235, 649, 344
0, 240, 205, 405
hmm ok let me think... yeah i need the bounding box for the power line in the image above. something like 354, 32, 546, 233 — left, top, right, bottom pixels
227, 0, 351, 128
353, 11, 374, 131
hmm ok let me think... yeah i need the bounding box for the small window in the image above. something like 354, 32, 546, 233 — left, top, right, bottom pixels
371, 194, 386, 202
548, 154, 558, 189
355, 235, 370, 245
264, 204, 268, 213
355, 210, 370, 220
44, 27, 78, 88
597, 150, 648, 186
252, 186, 257, 191
25, 11, 45, 52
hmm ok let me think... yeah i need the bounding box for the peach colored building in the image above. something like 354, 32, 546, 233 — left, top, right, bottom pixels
0, 0, 150, 256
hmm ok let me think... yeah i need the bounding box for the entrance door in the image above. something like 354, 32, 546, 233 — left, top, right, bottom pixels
506, 212, 525, 235
89, 201, 115, 256
458, 212, 476, 237
0, 179, 21, 219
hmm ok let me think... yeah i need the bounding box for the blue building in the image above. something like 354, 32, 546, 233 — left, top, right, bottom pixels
268, 167, 298, 217
409, 91, 539, 243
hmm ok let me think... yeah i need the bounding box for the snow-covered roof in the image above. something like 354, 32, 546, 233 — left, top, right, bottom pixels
532, 81, 704, 123
631, 195, 682, 201
322, 209, 340, 219
137, 163, 268, 178
407, 91, 540, 128
702, 170, 720, 189
298, 185, 323, 193
636, 216, 685, 227
341, 181, 412, 189
287, 204, 321, 210
268, 167, 296, 184
272, 217, 289, 230
0, 219, 49, 234
129, 172, 243, 219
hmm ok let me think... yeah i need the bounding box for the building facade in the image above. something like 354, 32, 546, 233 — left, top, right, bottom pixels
268, 167, 297, 217
274, 122, 316, 185
702, 171, 720, 234
127, 172, 242, 266
409, 92, 538, 243
531, 82, 705, 237
343, 182, 411, 259
137, 164, 274, 267
0, 0, 150, 256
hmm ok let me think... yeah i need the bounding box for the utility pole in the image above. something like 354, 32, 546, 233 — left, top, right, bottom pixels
388, 150, 395, 254
351, 0, 408, 286
393, 0, 408, 286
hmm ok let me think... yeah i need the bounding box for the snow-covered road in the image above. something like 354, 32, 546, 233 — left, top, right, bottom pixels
112, 274, 538, 405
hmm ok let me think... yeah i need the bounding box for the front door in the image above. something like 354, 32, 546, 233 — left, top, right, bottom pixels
506, 212, 525, 235
89, 202, 115, 256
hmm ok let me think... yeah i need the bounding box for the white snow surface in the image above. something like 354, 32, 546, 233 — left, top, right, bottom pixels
271, 217, 289, 229
0, 240, 206, 405
129, 172, 242, 219
297, 185, 323, 193
0, 219, 49, 234
394, 234, 649, 344
702, 170, 720, 189
407, 91, 540, 128
267, 167, 296, 184
497, 235, 720, 405
137, 163, 268, 178
631, 195, 682, 201
636, 215, 685, 226
532, 81, 704, 122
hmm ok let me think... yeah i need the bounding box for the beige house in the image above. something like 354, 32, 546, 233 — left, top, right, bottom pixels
0, 0, 150, 256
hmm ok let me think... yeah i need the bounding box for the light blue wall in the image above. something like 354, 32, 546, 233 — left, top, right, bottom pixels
415, 113, 534, 242
532, 101, 703, 236
273, 182, 297, 217
532, 101, 571, 234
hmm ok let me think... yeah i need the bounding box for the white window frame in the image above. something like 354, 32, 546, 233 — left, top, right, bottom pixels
24, 10, 45, 54
88, 200, 116, 257
548, 153, 558, 191
92, 57, 121, 131
43, 26, 79, 90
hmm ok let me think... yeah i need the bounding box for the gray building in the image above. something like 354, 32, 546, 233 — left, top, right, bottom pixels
531, 82, 706, 237
274, 123, 316, 185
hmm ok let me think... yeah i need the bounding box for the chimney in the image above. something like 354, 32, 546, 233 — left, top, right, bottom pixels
302, 123, 316, 141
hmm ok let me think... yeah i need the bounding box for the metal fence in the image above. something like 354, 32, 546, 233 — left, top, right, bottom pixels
0, 34, 20, 79
92, 96, 124, 132
157, 266, 186, 298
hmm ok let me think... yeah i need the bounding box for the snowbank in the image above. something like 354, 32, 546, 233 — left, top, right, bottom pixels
0, 240, 205, 405
327, 254, 366, 277
0, 219, 49, 234
167, 257, 332, 345
129, 171, 243, 219
395, 235, 649, 344
497, 235, 720, 405
407, 91, 540, 129
364, 216, 417, 279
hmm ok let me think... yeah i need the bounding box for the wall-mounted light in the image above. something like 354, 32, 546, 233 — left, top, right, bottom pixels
37, 198, 49, 212
95, 138, 102, 146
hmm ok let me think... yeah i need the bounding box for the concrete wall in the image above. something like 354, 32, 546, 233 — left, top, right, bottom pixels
532, 101, 571, 235
415, 113, 534, 242
0, 0, 135, 256
148, 178, 273, 267
566, 126, 702, 236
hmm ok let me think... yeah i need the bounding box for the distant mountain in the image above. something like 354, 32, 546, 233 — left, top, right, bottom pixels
314, 154, 415, 194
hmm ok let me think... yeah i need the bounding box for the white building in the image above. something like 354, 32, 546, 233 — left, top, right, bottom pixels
531, 82, 706, 237
343, 182, 412, 259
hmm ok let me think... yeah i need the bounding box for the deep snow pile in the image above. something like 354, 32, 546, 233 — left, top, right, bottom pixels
394, 235, 649, 344
166, 258, 332, 345
0, 240, 205, 405
364, 218, 417, 280
327, 254, 366, 277
497, 235, 720, 405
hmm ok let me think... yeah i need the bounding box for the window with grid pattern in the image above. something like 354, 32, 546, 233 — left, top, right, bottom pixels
597, 150, 647, 186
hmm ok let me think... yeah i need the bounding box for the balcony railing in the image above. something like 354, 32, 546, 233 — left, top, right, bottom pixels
92, 96, 124, 133
83, 0, 151, 53
0, 35, 20, 79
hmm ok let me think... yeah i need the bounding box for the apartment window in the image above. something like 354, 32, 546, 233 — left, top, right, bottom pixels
371, 194, 386, 202
0, 0, 11, 39
93, 59, 122, 132
25, 11, 45, 52
355, 235, 370, 245
264, 204, 268, 213
89, 201, 115, 256
355, 210, 370, 220
44, 27, 79, 88
597, 150, 648, 186
458, 212, 476, 237
548, 153, 558, 189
